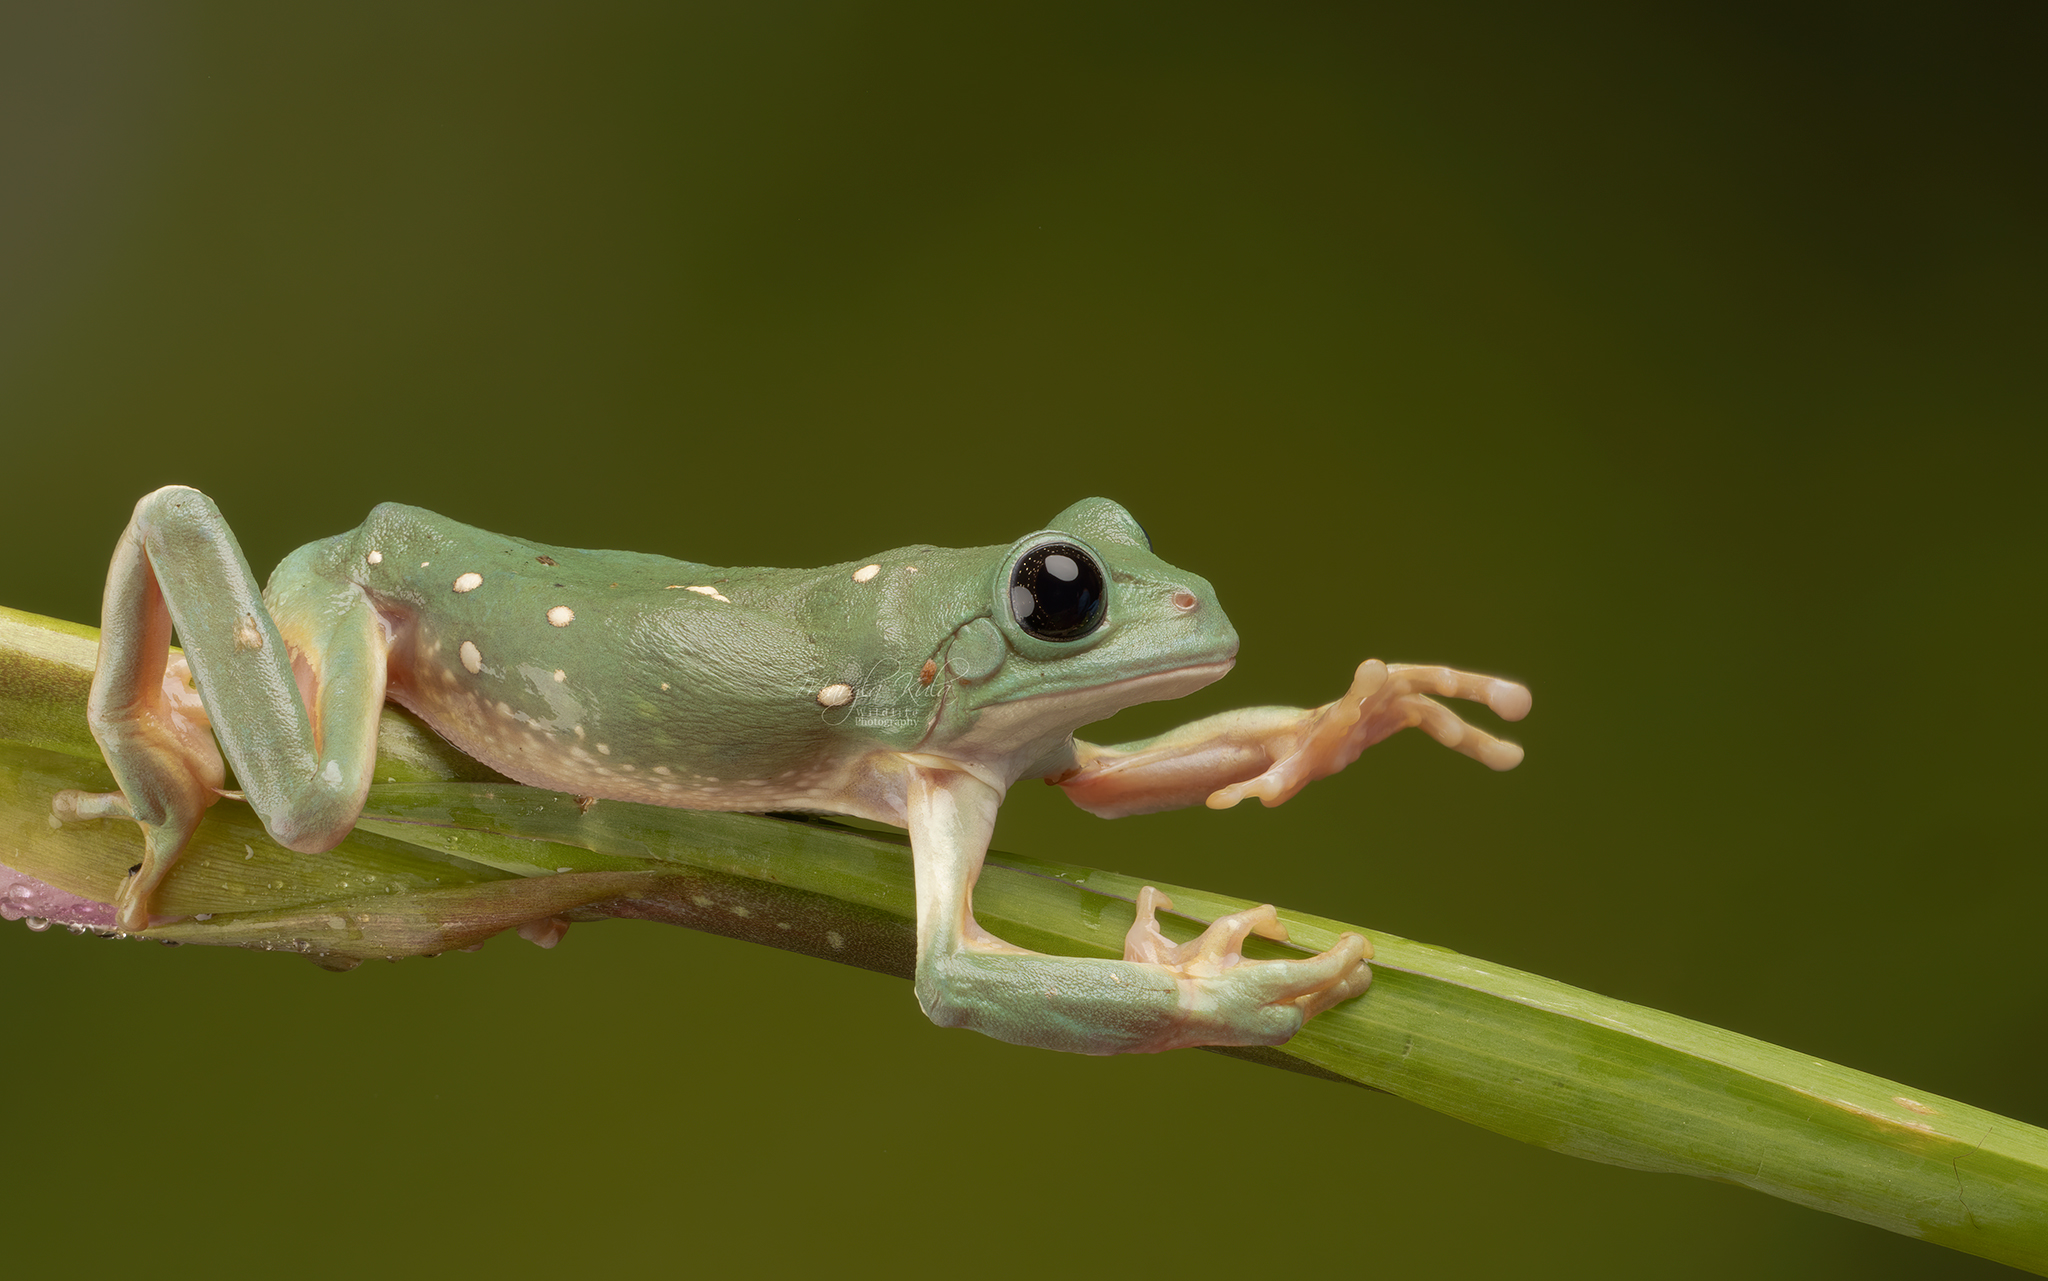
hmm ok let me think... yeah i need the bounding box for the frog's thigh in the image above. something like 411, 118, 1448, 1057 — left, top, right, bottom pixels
79, 486, 386, 929
903, 764, 1369, 1055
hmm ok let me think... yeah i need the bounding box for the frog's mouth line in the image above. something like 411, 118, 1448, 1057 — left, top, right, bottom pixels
985, 658, 1237, 709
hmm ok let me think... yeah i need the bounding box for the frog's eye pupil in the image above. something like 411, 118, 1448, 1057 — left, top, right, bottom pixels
1009, 542, 1106, 641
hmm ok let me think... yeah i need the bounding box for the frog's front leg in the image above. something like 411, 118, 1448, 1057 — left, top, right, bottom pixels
55, 486, 388, 931
1057, 660, 1530, 819
905, 764, 1370, 1055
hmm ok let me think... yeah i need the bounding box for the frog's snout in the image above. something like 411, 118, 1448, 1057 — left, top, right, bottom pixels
1174, 584, 1237, 655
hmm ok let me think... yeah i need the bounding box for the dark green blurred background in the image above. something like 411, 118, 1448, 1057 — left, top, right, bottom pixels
3, 4, 2041, 1276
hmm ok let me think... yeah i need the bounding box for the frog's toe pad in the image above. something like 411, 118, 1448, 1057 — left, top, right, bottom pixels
1122, 887, 1372, 1047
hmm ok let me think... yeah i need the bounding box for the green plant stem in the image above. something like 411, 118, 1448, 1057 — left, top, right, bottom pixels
3, 604, 2042, 1272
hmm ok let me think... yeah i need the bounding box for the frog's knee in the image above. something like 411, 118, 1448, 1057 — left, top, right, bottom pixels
127, 487, 237, 566
262, 803, 358, 856
130, 484, 208, 522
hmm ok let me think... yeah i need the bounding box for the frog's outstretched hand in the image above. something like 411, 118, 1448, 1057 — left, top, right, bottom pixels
1055, 659, 1531, 820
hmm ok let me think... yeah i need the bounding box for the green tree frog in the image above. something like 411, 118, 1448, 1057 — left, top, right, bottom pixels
59, 486, 1529, 1056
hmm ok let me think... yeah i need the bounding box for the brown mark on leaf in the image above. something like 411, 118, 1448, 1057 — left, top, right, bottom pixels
1821, 1095, 1942, 1136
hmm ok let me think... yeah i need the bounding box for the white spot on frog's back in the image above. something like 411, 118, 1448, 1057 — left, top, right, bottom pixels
816, 683, 854, 708
852, 564, 880, 583
460, 640, 482, 674
321, 760, 342, 785
365, 551, 383, 565
553, 669, 566, 682
548, 605, 575, 627
453, 572, 483, 593
684, 585, 731, 603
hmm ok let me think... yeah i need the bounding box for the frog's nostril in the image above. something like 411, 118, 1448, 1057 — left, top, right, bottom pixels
1171, 589, 1198, 612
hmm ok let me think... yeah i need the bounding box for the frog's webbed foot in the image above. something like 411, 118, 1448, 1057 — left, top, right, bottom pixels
1208, 660, 1530, 810
51, 785, 207, 933
50, 649, 227, 931
1122, 887, 1372, 1046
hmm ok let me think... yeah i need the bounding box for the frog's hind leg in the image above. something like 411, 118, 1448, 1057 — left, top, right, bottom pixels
60, 486, 388, 932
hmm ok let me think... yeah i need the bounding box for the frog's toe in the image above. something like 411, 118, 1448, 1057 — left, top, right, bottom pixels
51, 788, 134, 824
112, 879, 152, 934
1204, 755, 1314, 810
1284, 934, 1376, 1019
1175, 935, 1371, 1047
1123, 888, 1372, 1047
1233, 930, 1373, 1016
1399, 694, 1525, 770
1123, 886, 1291, 971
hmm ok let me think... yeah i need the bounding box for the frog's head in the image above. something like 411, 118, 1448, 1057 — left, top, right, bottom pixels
922, 498, 1238, 776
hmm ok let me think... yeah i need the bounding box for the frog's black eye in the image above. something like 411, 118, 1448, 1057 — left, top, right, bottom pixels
1008, 542, 1107, 641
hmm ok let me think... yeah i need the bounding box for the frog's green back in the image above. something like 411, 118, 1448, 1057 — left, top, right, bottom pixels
270, 504, 994, 815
